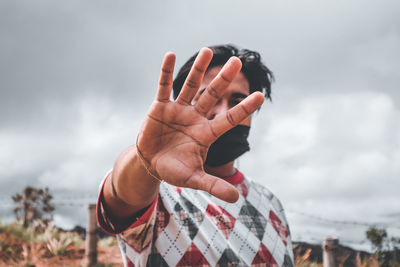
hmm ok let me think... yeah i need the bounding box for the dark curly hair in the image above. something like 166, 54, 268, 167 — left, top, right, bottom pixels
172, 44, 274, 102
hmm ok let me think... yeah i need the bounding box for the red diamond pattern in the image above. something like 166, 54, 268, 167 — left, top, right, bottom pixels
251, 243, 278, 266
269, 210, 289, 246
236, 179, 249, 198
98, 171, 294, 266
205, 202, 236, 239
176, 242, 210, 267
126, 257, 134, 267
154, 199, 170, 239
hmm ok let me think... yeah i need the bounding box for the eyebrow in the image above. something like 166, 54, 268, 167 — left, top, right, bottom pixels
232, 93, 248, 98
198, 89, 248, 99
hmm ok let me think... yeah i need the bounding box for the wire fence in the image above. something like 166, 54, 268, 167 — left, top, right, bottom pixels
1, 193, 399, 248
288, 210, 400, 229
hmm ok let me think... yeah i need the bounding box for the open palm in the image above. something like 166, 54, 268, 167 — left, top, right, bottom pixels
137, 48, 264, 203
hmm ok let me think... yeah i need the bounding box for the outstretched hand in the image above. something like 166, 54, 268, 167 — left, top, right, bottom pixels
137, 48, 264, 203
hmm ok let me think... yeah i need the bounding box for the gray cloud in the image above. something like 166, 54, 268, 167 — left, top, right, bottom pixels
1, 0, 400, 249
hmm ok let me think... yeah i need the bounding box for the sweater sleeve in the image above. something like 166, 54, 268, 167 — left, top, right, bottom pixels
96, 171, 158, 253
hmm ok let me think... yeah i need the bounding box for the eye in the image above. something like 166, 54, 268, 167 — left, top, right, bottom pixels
230, 97, 245, 107
192, 88, 206, 103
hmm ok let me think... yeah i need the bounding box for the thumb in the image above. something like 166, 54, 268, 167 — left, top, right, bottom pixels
186, 171, 239, 203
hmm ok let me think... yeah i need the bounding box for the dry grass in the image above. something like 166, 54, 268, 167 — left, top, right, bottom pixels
292, 244, 386, 267
295, 248, 322, 267
2, 222, 396, 267
0, 222, 122, 266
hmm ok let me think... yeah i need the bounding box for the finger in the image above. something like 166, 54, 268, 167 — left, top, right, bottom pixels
194, 57, 242, 116
209, 91, 264, 137
156, 52, 176, 102
176, 47, 213, 105
186, 172, 239, 203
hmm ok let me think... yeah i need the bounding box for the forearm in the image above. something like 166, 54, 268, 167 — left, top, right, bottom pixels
102, 145, 160, 222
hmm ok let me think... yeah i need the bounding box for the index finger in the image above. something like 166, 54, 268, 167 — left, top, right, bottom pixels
209, 92, 264, 137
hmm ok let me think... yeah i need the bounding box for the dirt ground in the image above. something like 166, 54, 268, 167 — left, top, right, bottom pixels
49, 246, 123, 266
1, 245, 123, 267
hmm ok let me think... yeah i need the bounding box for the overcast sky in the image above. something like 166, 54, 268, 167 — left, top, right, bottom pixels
1, 0, 399, 251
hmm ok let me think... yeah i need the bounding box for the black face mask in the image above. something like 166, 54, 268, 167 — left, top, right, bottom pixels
205, 125, 250, 167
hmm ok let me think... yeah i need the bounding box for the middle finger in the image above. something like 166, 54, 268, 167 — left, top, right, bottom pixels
194, 57, 242, 116
176, 47, 213, 105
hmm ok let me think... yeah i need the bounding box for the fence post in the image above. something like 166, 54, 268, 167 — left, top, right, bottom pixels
322, 237, 339, 267
85, 204, 97, 266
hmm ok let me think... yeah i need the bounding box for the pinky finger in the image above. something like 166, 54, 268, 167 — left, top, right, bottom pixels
156, 52, 176, 102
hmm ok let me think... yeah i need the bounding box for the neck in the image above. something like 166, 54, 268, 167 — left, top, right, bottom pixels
204, 161, 236, 178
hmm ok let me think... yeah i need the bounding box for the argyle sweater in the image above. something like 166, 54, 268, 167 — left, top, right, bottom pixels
97, 170, 294, 267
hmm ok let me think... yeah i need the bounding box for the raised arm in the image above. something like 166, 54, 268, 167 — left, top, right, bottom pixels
102, 48, 264, 225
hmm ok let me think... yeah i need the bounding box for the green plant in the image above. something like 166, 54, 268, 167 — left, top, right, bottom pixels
21, 242, 47, 266
98, 236, 118, 248
0, 222, 42, 264
45, 225, 83, 256
94, 263, 116, 267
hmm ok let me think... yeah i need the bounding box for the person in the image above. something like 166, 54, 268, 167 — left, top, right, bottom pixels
97, 44, 294, 266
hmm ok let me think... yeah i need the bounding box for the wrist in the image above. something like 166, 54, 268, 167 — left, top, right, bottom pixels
135, 142, 163, 183
111, 146, 160, 208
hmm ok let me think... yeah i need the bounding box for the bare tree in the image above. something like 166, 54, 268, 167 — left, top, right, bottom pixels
12, 186, 55, 231
366, 227, 400, 266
